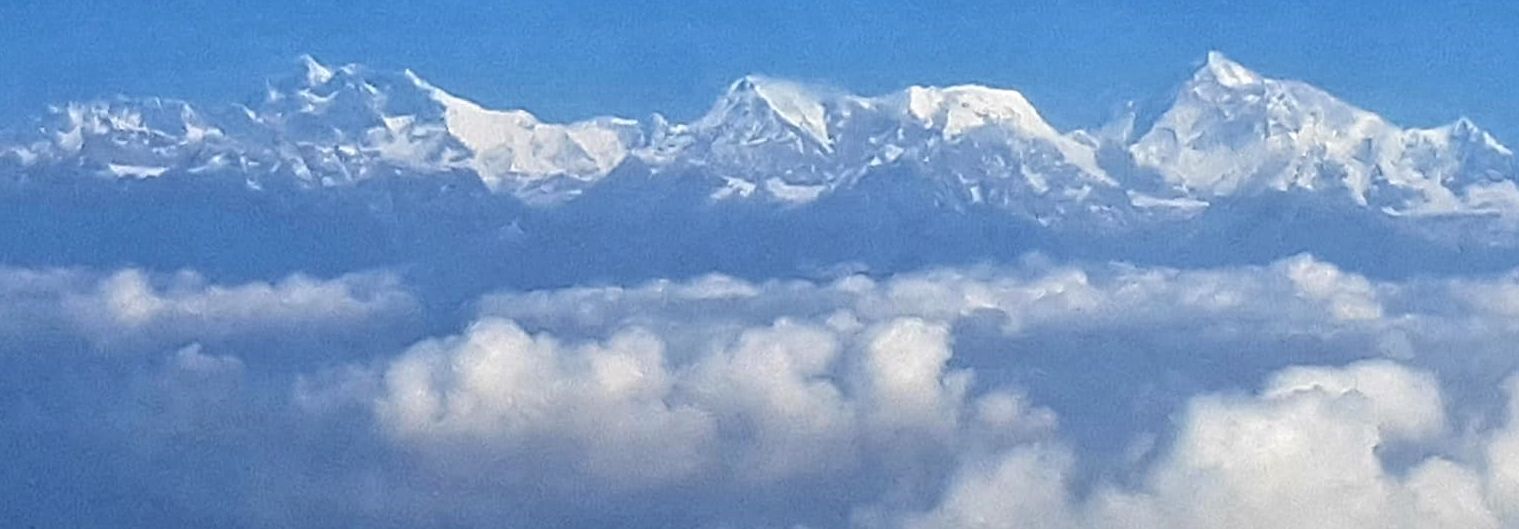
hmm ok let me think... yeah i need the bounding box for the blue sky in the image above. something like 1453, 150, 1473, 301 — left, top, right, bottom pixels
5, 0, 1519, 139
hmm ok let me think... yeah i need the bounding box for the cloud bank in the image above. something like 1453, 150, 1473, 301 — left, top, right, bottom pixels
11, 256, 1519, 527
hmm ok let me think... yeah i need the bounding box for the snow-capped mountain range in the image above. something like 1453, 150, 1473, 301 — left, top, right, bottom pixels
2, 52, 1515, 226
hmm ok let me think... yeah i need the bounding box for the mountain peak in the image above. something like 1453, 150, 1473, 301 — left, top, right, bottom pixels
904, 84, 1049, 138
1449, 116, 1484, 138
723, 74, 767, 95
296, 54, 336, 86
1195, 51, 1262, 88
709, 74, 833, 148
723, 74, 816, 96
1438, 117, 1514, 156
1129, 50, 1519, 216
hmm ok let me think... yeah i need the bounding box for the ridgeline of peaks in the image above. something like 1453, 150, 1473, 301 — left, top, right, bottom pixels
1129, 52, 1516, 217
2, 52, 1515, 224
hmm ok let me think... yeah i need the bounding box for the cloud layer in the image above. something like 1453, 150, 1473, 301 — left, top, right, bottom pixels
11, 256, 1519, 527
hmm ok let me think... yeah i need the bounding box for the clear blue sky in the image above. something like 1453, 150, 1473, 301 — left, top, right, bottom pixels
5, 0, 1519, 140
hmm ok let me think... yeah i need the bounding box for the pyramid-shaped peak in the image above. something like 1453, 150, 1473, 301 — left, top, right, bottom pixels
708, 74, 833, 146
285, 54, 384, 90
722, 75, 827, 101
1451, 116, 1480, 135
722, 74, 792, 98
296, 54, 336, 86
1438, 117, 1513, 155
725, 74, 765, 93
1196, 51, 1263, 88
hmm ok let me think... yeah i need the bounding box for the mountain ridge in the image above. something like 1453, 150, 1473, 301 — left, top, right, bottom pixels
2, 52, 1515, 229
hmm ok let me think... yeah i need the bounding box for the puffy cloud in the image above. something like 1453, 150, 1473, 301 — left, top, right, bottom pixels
0, 267, 417, 351
901, 446, 1078, 529
1453, 271, 1519, 313
913, 361, 1500, 529
858, 318, 967, 437
1281, 254, 1385, 321
378, 318, 716, 486
374, 315, 1023, 491
1263, 360, 1446, 441
1130, 361, 1457, 529
1484, 377, 1519, 517
687, 319, 854, 482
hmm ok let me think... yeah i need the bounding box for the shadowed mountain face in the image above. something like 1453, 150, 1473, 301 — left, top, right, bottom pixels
2, 52, 1517, 302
